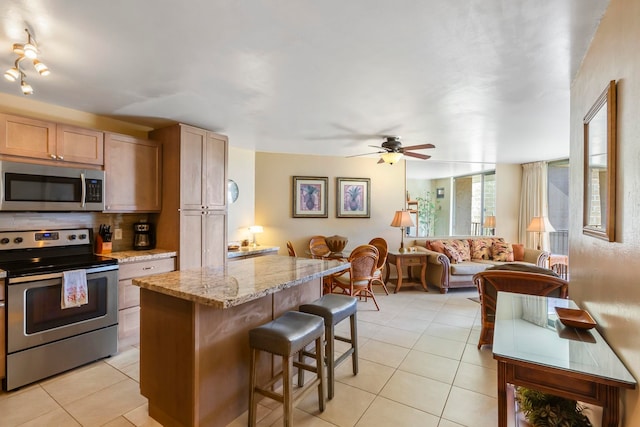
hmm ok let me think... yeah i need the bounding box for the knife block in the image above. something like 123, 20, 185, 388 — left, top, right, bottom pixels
96, 235, 112, 254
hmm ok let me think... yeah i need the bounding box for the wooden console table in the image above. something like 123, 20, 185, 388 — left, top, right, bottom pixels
493, 292, 636, 427
385, 251, 428, 293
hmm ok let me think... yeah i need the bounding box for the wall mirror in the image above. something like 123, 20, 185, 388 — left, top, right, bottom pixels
583, 80, 616, 241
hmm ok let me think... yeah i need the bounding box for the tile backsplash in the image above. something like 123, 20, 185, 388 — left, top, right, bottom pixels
0, 212, 156, 252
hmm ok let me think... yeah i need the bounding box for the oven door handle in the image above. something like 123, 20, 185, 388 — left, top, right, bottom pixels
8, 264, 118, 284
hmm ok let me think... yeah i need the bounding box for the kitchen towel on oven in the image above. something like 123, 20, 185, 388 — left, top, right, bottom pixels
61, 269, 89, 309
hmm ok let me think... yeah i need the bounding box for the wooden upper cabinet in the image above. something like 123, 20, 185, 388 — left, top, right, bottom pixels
179, 125, 228, 210
205, 132, 228, 209
0, 113, 104, 166
179, 126, 207, 210
57, 125, 104, 165
0, 113, 56, 161
104, 133, 162, 212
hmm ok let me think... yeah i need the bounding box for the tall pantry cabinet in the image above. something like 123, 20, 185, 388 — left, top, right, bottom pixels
151, 124, 228, 270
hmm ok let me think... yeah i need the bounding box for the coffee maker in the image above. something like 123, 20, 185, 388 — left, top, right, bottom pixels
133, 222, 156, 250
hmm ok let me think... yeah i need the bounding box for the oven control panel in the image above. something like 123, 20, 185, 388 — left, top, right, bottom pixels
0, 228, 91, 250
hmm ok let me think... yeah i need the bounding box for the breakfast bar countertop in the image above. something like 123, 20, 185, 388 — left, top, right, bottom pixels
104, 248, 177, 263
132, 255, 349, 309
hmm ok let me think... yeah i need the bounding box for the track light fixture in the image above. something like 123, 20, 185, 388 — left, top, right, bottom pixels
3, 29, 50, 95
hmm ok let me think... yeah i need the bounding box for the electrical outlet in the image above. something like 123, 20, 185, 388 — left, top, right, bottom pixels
114, 228, 123, 240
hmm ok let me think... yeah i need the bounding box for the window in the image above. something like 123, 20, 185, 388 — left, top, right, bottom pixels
547, 160, 569, 255
453, 171, 496, 236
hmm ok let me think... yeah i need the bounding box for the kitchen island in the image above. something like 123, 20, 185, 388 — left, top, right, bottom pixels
133, 255, 349, 427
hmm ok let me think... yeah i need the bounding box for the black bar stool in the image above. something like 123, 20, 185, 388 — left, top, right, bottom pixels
248, 311, 325, 427
298, 294, 358, 399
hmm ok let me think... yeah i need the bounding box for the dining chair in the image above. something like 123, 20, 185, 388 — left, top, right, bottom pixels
328, 244, 380, 310
368, 237, 390, 295
286, 241, 297, 257
309, 235, 331, 259
473, 269, 569, 349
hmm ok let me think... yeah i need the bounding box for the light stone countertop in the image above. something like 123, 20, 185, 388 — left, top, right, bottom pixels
133, 255, 349, 309
103, 248, 177, 263
227, 245, 279, 258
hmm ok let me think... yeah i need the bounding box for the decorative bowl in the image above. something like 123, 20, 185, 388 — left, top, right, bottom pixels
325, 235, 348, 253
555, 307, 597, 330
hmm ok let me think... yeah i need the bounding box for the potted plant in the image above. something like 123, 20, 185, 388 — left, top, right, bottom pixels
415, 192, 436, 236
515, 386, 592, 426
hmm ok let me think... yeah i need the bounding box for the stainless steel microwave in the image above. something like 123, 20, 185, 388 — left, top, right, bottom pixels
0, 160, 105, 211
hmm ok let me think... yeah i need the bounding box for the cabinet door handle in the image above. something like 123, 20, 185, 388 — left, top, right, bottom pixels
50, 154, 57, 159
142, 266, 155, 271
58, 155, 64, 160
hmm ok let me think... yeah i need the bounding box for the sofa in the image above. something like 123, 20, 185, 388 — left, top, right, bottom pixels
410, 237, 549, 293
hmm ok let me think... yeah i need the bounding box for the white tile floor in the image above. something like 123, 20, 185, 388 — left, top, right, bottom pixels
0, 286, 498, 426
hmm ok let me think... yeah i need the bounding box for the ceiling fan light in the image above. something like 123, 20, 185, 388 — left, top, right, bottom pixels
4, 67, 20, 82
381, 152, 403, 165
23, 42, 38, 59
33, 60, 50, 76
20, 80, 34, 95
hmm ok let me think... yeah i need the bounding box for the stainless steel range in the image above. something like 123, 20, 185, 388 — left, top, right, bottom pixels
0, 228, 118, 391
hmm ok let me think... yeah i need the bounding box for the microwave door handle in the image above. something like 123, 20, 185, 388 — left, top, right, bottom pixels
80, 172, 86, 208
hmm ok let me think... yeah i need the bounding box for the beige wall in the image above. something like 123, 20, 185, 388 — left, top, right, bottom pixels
227, 146, 256, 243
255, 152, 405, 256
570, 0, 640, 423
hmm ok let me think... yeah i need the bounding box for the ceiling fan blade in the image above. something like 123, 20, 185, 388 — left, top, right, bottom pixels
346, 151, 384, 158
403, 152, 431, 160
368, 144, 388, 150
400, 143, 435, 151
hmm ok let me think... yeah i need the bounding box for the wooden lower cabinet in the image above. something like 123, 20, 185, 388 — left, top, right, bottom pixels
179, 210, 226, 270
117, 257, 175, 347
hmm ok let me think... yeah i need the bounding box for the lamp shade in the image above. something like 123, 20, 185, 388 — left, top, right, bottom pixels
390, 210, 414, 228
248, 225, 263, 234
526, 216, 555, 233
483, 216, 496, 228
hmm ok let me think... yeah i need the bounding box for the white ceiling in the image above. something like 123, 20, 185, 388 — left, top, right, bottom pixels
0, 1, 608, 179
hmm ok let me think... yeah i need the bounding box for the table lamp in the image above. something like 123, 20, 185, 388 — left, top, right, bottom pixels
390, 210, 414, 253
248, 225, 263, 247
526, 216, 555, 250
483, 215, 496, 235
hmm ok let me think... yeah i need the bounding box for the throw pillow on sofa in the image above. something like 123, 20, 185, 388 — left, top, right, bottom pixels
512, 243, 525, 261
442, 239, 471, 263
430, 240, 446, 254
471, 238, 494, 260
492, 241, 514, 262
442, 242, 463, 263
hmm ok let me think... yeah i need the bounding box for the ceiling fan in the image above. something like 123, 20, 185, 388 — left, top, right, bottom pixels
348, 136, 435, 164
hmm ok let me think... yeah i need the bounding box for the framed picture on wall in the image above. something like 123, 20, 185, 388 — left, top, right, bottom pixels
336, 177, 370, 218
292, 176, 328, 218
436, 187, 445, 198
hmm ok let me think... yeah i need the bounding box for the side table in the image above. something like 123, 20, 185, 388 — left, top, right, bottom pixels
385, 251, 428, 293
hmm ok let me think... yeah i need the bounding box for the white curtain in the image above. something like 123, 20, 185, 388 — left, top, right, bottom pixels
519, 161, 550, 250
